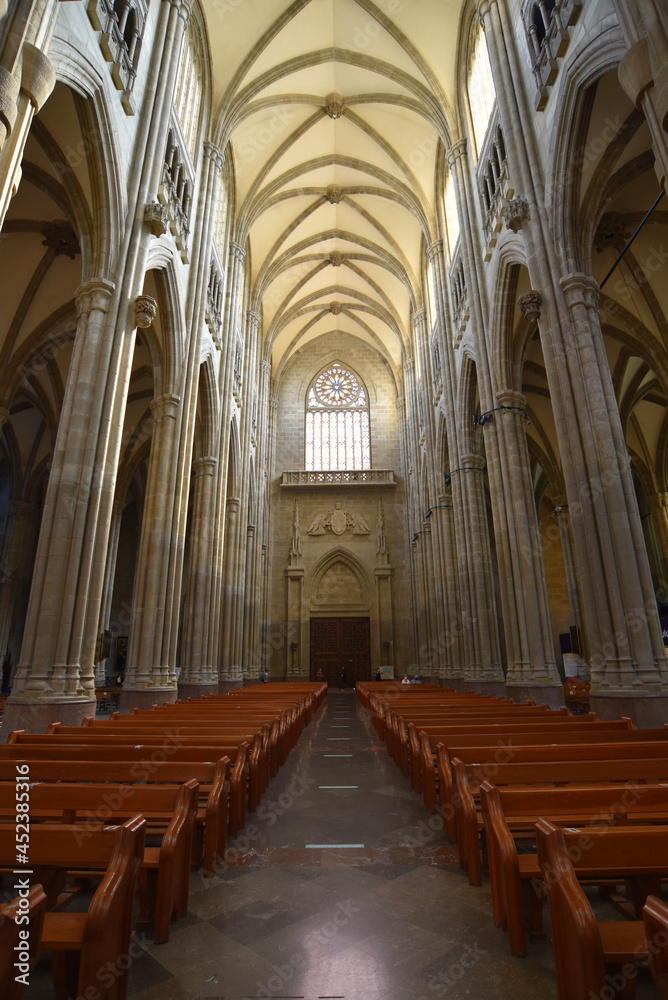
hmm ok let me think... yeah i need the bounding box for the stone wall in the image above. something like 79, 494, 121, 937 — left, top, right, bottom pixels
267, 333, 415, 678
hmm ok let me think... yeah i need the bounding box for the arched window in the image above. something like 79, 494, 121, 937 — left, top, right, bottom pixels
532, 3, 547, 45
175, 27, 203, 162
305, 363, 371, 471
443, 168, 460, 261
467, 28, 496, 161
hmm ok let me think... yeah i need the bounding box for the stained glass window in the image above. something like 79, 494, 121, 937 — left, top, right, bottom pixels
305, 364, 371, 470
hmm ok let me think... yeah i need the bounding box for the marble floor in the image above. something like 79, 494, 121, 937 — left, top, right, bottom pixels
23, 691, 664, 1000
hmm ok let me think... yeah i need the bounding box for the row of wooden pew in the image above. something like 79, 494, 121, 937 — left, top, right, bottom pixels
357, 681, 668, 1000
0, 681, 325, 1000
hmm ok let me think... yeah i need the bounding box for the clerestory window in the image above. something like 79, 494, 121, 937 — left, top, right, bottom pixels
305, 363, 371, 471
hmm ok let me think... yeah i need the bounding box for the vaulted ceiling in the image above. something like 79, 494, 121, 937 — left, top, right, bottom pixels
203, 0, 466, 377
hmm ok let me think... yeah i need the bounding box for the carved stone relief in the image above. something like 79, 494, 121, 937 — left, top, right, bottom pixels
315, 562, 363, 604
307, 500, 371, 536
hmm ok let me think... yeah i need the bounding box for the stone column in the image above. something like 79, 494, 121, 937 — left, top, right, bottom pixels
457, 452, 505, 691
648, 492, 668, 604
374, 498, 395, 672
242, 523, 260, 682
120, 391, 182, 709
178, 456, 218, 697
284, 566, 304, 678
479, 0, 668, 724
94, 499, 124, 684
433, 164, 505, 694
210, 242, 246, 691
233, 310, 261, 681
1, 278, 117, 737
219, 495, 243, 688
164, 141, 225, 695
403, 357, 431, 669
0, 500, 31, 667
614, 1, 668, 193
423, 492, 462, 684
551, 496, 589, 677
0, 37, 56, 228
413, 307, 450, 681
254, 359, 272, 672
559, 273, 667, 709
427, 240, 466, 685
490, 386, 563, 705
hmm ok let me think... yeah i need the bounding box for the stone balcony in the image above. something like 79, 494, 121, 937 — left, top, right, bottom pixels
280, 469, 396, 487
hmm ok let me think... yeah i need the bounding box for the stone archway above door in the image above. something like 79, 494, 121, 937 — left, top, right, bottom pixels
309, 548, 371, 614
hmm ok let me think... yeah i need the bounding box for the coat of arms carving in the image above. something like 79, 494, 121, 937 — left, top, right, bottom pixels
307, 501, 370, 536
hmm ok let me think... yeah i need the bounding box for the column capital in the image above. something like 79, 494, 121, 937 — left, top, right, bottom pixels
134, 294, 157, 329
403, 358, 415, 374
247, 310, 261, 330
193, 456, 217, 476
496, 388, 527, 410
0, 405, 10, 430
20, 44, 55, 113
518, 290, 542, 322
150, 393, 181, 420
168, 0, 193, 24
649, 492, 668, 511
112, 497, 126, 518
260, 359, 271, 377
411, 308, 428, 331
560, 272, 601, 307
459, 453, 486, 471
476, 0, 495, 25
427, 239, 444, 262
230, 241, 246, 263
270, 395, 279, 411
203, 141, 225, 171
75, 278, 115, 316
446, 139, 467, 169
226, 496, 241, 514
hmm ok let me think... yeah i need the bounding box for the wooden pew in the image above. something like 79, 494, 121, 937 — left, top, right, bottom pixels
81, 714, 277, 784
0, 816, 145, 1000
0, 884, 47, 1000
39, 725, 266, 809
384, 706, 574, 767
385, 706, 571, 764
1, 736, 249, 837
414, 719, 635, 808
479, 780, 668, 955
0, 755, 232, 870
446, 751, 668, 884
380, 704, 559, 748
105, 712, 282, 775
438, 739, 668, 843
0, 779, 198, 943
643, 896, 668, 999
534, 820, 668, 1000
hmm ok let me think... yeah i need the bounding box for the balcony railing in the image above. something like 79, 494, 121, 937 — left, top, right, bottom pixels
280, 469, 396, 487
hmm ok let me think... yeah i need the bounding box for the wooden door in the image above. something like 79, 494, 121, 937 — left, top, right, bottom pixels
310, 617, 370, 687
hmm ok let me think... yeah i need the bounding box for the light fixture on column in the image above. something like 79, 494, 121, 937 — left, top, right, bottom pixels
443, 465, 486, 488
425, 504, 452, 517
475, 404, 531, 426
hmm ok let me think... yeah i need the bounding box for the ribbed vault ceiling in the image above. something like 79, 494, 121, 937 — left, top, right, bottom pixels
203, 0, 465, 374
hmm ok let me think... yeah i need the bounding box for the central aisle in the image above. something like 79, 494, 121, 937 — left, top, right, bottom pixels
127, 692, 558, 1000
